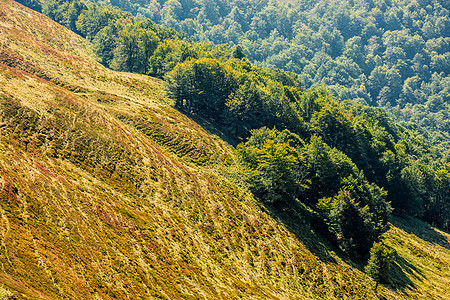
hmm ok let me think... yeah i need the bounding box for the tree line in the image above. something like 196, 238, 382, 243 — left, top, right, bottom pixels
78, 0, 449, 147
17, 0, 449, 275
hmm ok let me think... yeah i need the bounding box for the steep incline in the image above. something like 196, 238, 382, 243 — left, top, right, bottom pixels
0, 1, 448, 299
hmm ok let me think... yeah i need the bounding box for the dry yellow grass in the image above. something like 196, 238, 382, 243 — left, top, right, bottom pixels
0, 0, 448, 299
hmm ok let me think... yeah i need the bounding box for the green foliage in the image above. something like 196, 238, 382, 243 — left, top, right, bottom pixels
317, 191, 376, 257
224, 80, 267, 137
164, 54, 305, 140
16, 0, 42, 11
148, 40, 184, 77
429, 167, 450, 228
42, 0, 87, 32
165, 57, 237, 119
94, 0, 450, 140
301, 136, 357, 202
311, 103, 356, 153
92, 23, 118, 67
110, 23, 160, 73
113, 25, 141, 72
239, 128, 392, 256
232, 45, 246, 59
365, 242, 394, 287
162, 52, 447, 231
75, 4, 128, 39
237, 127, 305, 205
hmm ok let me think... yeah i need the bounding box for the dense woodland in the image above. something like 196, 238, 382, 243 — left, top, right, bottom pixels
81, 0, 450, 146
16, 0, 449, 263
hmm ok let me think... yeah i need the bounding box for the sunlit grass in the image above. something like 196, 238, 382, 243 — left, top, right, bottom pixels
0, 0, 448, 299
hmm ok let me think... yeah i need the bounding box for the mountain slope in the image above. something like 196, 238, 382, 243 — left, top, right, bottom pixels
0, 1, 449, 299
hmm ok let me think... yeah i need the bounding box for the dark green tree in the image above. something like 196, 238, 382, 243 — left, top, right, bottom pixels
165, 58, 237, 119
113, 26, 141, 72
138, 27, 160, 74
224, 80, 267, 138
317, 191, 376, 257
16, 0, 42, 11
365, 242, 394, 290
93, 24, 118, 68
232, 45, 246, 59
237, 127, 305, 205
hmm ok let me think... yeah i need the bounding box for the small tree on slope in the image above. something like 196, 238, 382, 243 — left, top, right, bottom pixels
365, 241, 394, 290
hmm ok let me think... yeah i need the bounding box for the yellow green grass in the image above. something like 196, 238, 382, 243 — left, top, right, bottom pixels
0, 0, 448, 298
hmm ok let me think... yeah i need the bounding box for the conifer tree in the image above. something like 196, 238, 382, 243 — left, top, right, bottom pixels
365, 241, 394, 290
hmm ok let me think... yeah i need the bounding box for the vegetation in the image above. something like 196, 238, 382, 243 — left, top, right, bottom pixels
365, 242, 394, 289
238, 127, 392, 257
163, 49, 449, 236
165, 51, 449, 236
2, 0, 449, 298
30, 0, 448, 234
77, 0, 449, 146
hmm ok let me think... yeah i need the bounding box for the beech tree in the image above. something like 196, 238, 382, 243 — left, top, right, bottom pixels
317, 191, 375, 257
165, 58, 237, 119
237, 127, 305, 205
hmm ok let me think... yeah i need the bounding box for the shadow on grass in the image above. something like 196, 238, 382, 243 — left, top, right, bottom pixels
179, 110, 240, 147
256, 200, 428, 295
391, 214, 450, 250
176, 108, 431, 294
259, 200, 352, 265
385, 251, 422, 292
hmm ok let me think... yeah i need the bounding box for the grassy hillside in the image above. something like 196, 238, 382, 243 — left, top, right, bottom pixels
0, 1, 448, 299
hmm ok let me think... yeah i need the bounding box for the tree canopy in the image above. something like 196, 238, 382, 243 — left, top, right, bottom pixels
33, 0, 450, 258
85, 0, 449, 143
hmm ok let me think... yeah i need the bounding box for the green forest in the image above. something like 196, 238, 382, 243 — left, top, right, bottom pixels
17, 0, 449, 265
81, 0, 449, 146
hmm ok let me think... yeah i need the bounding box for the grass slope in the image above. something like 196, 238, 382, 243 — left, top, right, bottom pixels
0, 1, 448, 299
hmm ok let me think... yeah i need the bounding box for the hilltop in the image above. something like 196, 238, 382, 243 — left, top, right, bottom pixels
0, 1, 449, 299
